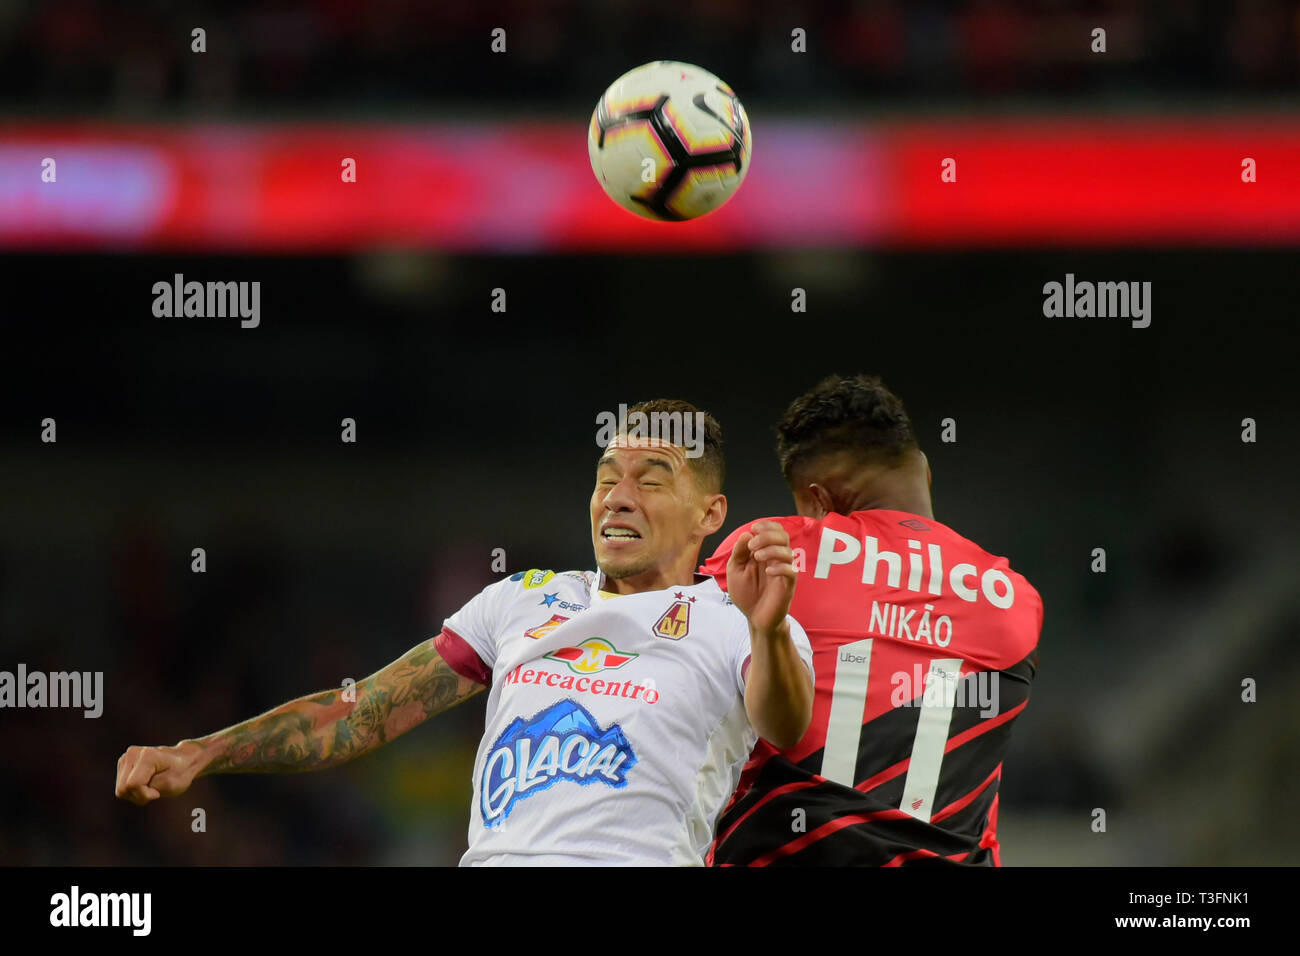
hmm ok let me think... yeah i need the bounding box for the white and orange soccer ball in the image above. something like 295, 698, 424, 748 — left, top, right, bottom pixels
588, 60, 752, 222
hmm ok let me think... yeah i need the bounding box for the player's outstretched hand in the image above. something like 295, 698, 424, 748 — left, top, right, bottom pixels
115, 741, 205, 805
726, 520, 797, 634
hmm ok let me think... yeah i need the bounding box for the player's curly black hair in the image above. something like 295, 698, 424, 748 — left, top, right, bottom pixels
775, 374, 917, 484
626, 398, 725, 493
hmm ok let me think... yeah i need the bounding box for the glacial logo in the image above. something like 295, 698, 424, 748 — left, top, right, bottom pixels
481, 699, 636, 826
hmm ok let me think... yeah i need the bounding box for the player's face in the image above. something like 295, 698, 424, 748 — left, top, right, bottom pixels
591, 447, 705, 581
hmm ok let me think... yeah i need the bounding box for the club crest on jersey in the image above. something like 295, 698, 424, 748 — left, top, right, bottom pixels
653, 596, 692, 640
545, 638, 638, 674
513, 569, 556, 590
524, 614, 569, 640
480, 699, 636, 826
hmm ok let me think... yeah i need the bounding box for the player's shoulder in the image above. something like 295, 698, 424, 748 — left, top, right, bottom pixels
505, 568, 591, 590
478, 568, 593, 606
840, 509, 986, 552
689, 576, 753, 645
670, 574, 741, 630
852, 511, 1040, 595
715, 514, 816, 550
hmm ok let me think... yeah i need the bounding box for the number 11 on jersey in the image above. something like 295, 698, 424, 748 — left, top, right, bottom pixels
819, 639, 964, 824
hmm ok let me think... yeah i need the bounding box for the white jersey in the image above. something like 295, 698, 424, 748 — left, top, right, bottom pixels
436, 567, 813, 866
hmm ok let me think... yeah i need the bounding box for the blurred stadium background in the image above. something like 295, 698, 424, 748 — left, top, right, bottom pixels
1, 0, 1298, 865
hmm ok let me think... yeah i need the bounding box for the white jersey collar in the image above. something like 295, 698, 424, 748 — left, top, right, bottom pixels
589, 569, 716, 603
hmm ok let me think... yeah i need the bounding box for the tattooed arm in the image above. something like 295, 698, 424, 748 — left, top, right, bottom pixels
114, 639, 485, 805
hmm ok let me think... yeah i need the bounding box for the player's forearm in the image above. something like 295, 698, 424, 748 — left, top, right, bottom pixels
744, 620, 814, 749
191, 641, 481, 776
186, 686, 366, 776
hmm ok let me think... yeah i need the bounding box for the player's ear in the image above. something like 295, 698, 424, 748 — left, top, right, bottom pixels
923, 451, 932, 488
808, 484, 833, 520
700, 492, 727, 537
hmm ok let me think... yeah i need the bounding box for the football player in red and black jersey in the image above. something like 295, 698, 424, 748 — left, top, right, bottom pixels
700, 374, 1042, 866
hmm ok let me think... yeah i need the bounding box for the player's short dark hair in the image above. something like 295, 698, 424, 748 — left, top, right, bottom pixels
775, 374, 918, 484
625, 398, 725, 494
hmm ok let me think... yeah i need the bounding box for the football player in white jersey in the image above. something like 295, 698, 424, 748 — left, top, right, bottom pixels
113, 399, 813, 865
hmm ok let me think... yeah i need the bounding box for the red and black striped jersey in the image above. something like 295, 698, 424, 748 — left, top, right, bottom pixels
699, 510, 1042, 866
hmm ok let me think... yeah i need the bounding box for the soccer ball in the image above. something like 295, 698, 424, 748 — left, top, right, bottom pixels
588, 61, 752, 222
